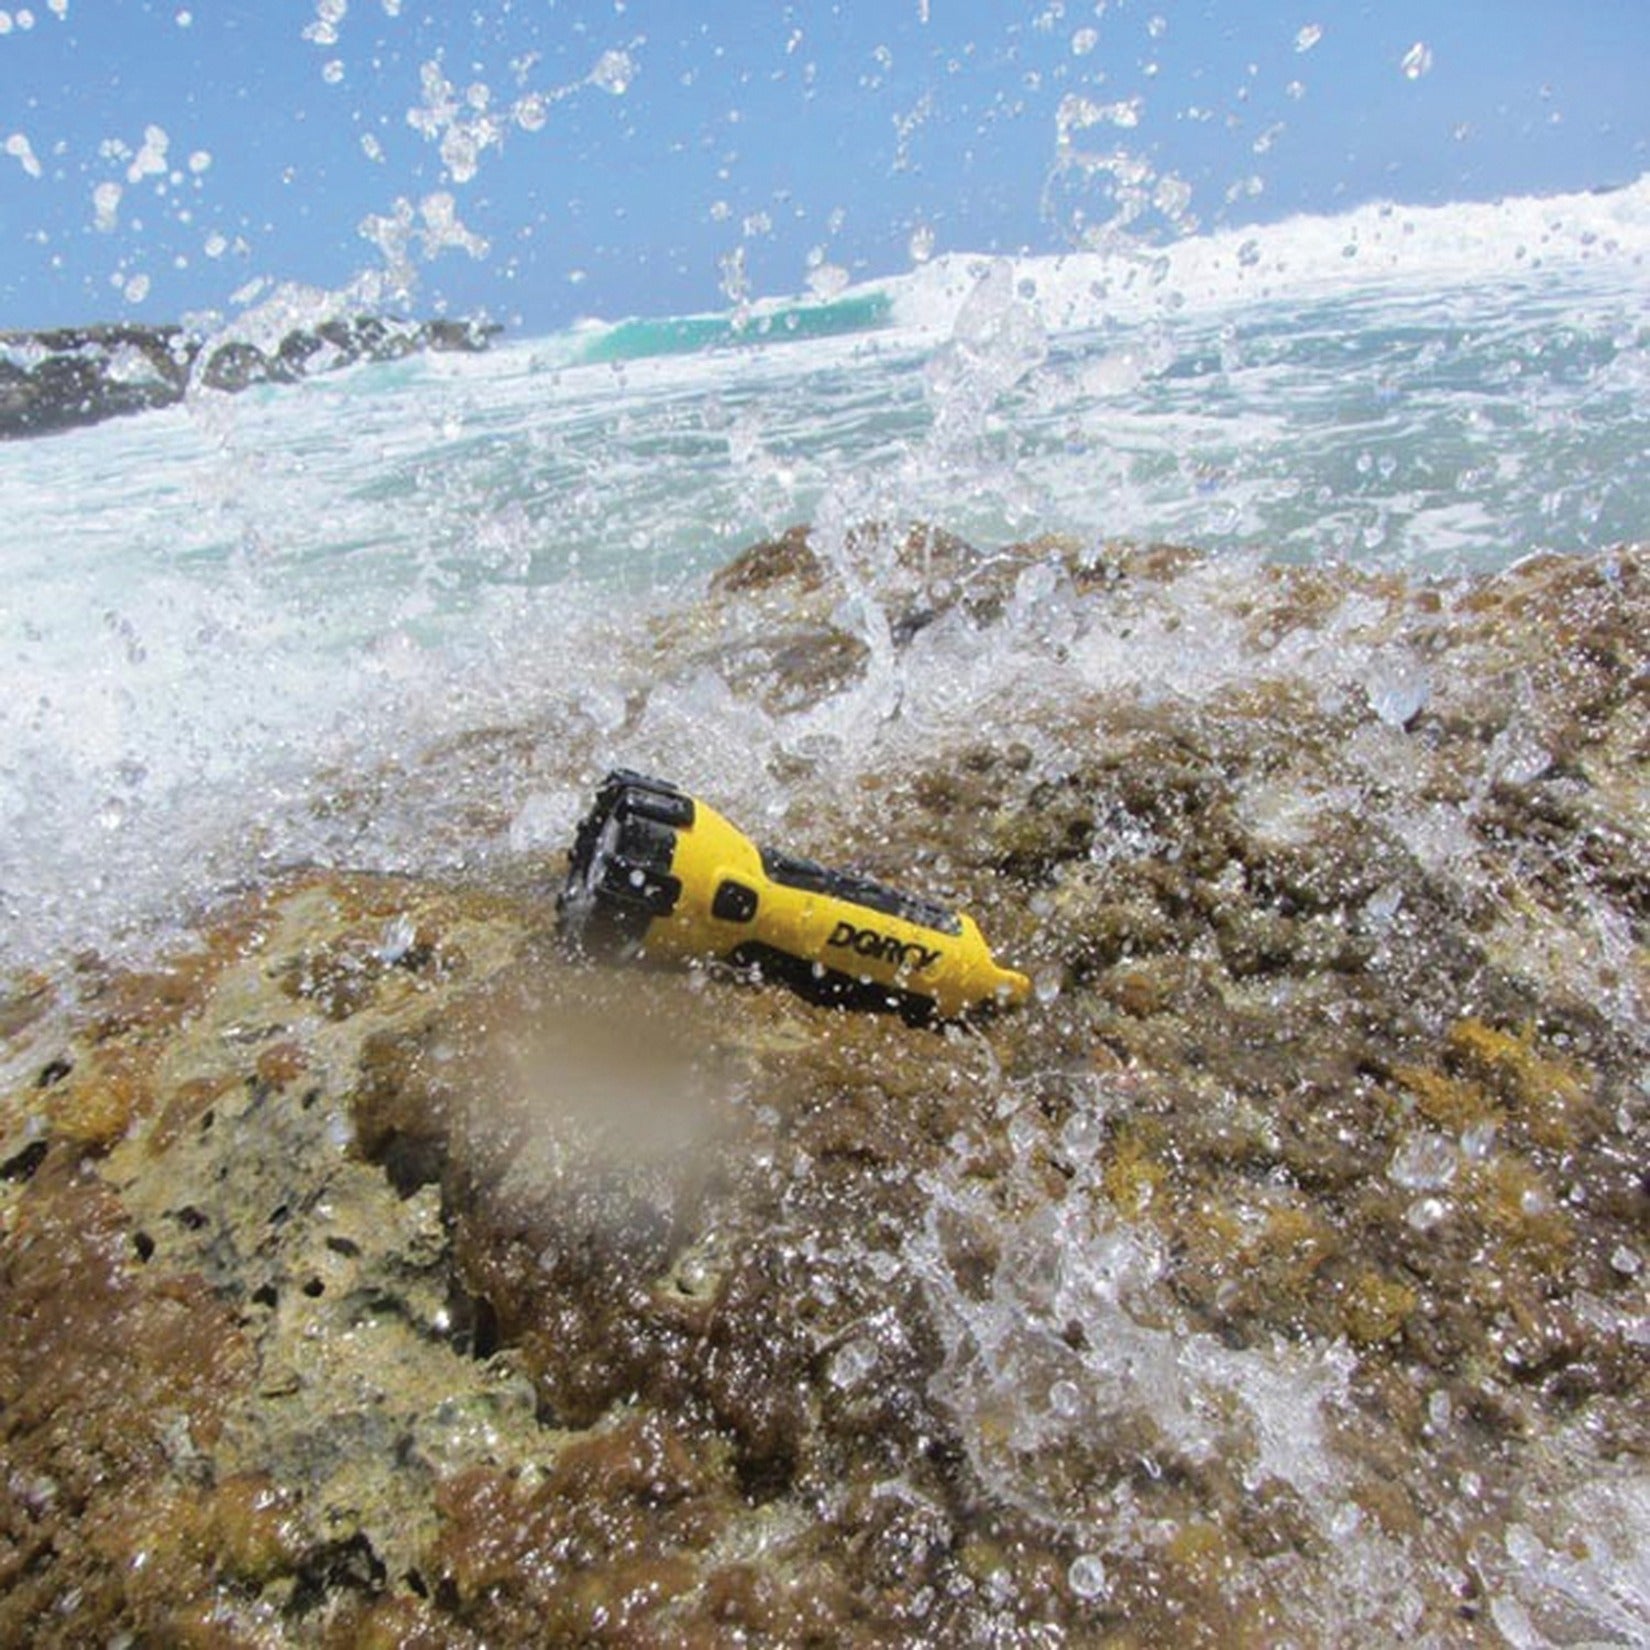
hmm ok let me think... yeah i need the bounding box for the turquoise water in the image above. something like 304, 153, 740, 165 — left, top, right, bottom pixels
575, 291, 895, 364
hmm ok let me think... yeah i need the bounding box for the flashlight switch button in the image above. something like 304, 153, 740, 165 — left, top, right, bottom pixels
712, 879, 759, 924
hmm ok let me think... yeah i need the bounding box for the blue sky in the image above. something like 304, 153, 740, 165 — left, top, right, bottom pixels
2, 1, 1646, 333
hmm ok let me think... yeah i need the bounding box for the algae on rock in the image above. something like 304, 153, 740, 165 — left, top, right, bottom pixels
1, 536, 1646, 1646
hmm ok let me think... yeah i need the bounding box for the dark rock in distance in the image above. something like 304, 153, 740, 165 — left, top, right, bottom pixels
0, 314, 503, 440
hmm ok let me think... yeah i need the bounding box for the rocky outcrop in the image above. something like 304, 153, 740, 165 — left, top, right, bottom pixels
0, 315, 501, 440
1, 536, 1646, 1644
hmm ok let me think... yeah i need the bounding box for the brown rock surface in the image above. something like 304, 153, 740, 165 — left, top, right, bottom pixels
2, 535, 1646, 1645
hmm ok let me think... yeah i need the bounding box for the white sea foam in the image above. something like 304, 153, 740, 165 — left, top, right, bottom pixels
876, 173, 1650, 336
1481, 1458, 1650, 1646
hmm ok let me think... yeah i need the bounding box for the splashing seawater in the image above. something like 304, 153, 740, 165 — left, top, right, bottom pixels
1, 187, 1648, 1646
2, 181, 1648, 971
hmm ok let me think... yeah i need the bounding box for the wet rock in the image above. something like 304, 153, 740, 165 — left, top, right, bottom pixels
0, 969, 54, 1041
708, 522, 827, 595
0, 1170, 251, 1643
2, 537, 1647, 1645
0, 316, 502, 440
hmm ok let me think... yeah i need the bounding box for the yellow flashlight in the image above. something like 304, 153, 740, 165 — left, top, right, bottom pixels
559, 770, 1029, 1023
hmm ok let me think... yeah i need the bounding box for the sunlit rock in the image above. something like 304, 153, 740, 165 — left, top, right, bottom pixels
1, 536, 1646, 1643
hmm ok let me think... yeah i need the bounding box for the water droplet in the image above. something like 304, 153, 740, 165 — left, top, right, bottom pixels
590, 48, 633, 95
1049, 1378, 1082, 1419
1068, 1553, 1108, 1599
1365, 654, 1431, 728
1389, 1130, 1457, 1190
1461, 1120, 1498, 1162
1405, 1195, 1449, 1231
1061, 1113, 1101, 1160
376, 913, 417, 965
830, 1337, 878, 1390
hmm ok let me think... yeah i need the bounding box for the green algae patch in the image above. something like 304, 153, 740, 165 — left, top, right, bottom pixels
1444, 1017, 1600, 1150
1341, 1270, 1419, 1347
1394, 1062, 1503, 1135
1101, 1119, 1171, 1218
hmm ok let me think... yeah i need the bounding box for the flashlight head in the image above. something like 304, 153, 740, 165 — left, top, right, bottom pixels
559, 770, 695, 958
